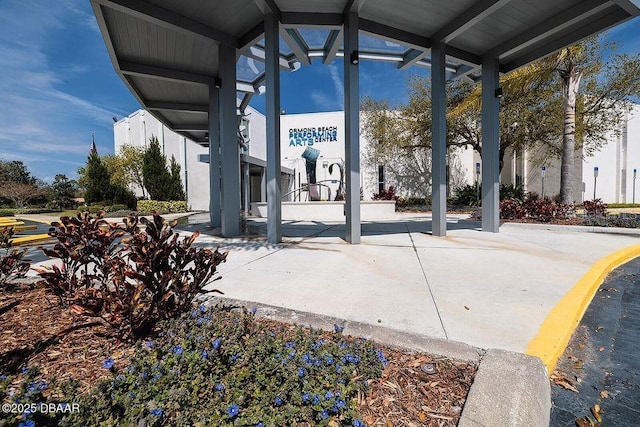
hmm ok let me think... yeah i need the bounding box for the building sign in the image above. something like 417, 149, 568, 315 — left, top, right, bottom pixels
288, 126, 338, 147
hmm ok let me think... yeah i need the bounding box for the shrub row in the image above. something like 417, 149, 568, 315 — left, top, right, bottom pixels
0, 226, 30, 289
583, 198, 607, 217
584, 213, 640, 228
372, 186, 399, 202
35, 211, 226, 341
500, 194, 576, 222
137, 200, 189, 215
0, 209, 14, 217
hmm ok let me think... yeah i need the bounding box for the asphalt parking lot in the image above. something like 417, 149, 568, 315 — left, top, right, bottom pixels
551, 257, 640, 426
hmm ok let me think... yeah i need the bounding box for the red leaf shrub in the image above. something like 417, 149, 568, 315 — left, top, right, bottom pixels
583, 199, 607, 217
36, 211, 227, 341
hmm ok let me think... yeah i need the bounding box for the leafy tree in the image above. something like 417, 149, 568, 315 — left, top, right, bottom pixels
550, 38, 640, 203
83, 149, 112, 204
0, 182, 46, 209
370, 35, 640, 203
142, 136, 176, 201
79, 148, 137, 208
0, 160, 35, 185
104, 144, 146, 198
49, 174, 78, 210
168, 155, 186, 201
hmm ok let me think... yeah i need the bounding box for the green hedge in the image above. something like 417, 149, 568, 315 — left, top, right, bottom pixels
137, 200, 188, 215
0, 209, 15, 217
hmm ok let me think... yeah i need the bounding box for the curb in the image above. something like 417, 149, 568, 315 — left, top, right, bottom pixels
212, 297, 550, 426
525, 243, 640, 374
459, 349, 550, 427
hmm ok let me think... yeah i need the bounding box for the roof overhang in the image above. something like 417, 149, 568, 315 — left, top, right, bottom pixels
92, 0, 639, 145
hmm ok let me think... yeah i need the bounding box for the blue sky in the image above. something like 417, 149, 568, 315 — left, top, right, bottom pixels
0, 0, 638, 182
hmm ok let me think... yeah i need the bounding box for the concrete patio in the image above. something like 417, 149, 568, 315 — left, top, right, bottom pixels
176, 213, 640, 354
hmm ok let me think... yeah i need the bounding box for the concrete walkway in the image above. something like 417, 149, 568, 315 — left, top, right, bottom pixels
24, 211, 640, 354
175, 213, 640, 354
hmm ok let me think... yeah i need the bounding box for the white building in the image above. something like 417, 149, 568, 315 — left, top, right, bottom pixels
115, 103, 640, 211
501, 104, 640, 204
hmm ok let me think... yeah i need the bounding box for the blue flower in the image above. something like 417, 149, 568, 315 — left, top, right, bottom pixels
312, 339, 325, 350
228, 404, 239, 418
285, 342, 296, 349
212, 338, 221, 350
21, 367, 28, 375
145, 341, 154, 349
336, 399, 346, 409
298, 367, 306, 378
102, 358, 115, 370
191, 310, 199, 318
325, 391, 334, 400
312, 394, 320, 405
215, 383, 225, 391
256, 424, 263, 427
303, 353, 312, 364
251, 307, 258, 314
334, 324, 345, 333
18, 421, 35, 427
173, 345, 183, 355
344, 354, 360, 364
321, 410, 329, 419
274, 396, 283, 406
0, 375, 6, 381
336, 364, 343, 373
150, 408, 163, 417
231, 354, 240, 362
302, 392, 310, 402
201, 350, 208, 359
199, 304, 207, 312
325, 356, 334, 365
376, 349, 388, 367
353, 420, 366, 427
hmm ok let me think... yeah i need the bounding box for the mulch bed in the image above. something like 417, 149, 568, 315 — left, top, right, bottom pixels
0, 284, 476, 426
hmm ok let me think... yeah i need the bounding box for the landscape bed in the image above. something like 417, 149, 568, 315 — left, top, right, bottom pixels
0, 284, 476, 427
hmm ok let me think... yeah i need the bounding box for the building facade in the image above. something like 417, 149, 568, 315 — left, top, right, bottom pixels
501, 104, 640, 204
115, 103, 640, 211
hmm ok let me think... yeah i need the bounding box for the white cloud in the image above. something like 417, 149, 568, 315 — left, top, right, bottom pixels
328, 65, 345, 109
310, 91, 335, 110
0, 0, 126, 178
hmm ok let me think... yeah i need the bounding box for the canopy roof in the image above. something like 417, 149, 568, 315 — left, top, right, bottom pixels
92, 0, 639, 145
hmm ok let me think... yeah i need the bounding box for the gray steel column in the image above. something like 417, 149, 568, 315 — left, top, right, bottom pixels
344, 11, 361, 244
243, 162, 250, 215
260, 168, 267, 201
431, 40, 447, 237
481, 55, 500, 232
265, 13, 282, 244
219, 43, 241, 237
208, 84, 221, 227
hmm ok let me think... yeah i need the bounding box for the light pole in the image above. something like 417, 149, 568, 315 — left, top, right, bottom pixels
541, 165, 546, 199
475, 162, 481, 204
634, 168, 637, 204
593, 166, 599, 200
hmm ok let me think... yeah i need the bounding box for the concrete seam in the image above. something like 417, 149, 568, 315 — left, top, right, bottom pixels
525, 243, 640, 374
405, 223, 448, 339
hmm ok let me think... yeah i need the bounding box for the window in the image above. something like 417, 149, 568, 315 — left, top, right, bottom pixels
378, 165, 385, 193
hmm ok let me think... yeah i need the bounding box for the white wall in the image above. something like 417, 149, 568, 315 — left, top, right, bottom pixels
582, 104, 639, 204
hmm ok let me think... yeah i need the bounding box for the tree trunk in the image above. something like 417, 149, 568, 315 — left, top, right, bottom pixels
559, 66, 582, 204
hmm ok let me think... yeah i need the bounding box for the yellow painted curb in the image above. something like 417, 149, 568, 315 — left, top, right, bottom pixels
9, 234, 52, 246
526, 244, 640, 375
